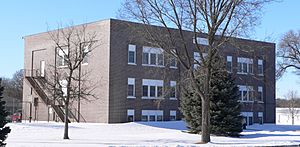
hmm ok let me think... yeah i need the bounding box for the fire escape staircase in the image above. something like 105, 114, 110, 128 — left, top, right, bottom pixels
25, 70, 86, 123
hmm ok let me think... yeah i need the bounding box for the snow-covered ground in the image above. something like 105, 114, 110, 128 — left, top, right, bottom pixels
5, 121, 300, 147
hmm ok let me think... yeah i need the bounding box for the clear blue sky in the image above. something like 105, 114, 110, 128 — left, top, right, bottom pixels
0, 0, 298, 98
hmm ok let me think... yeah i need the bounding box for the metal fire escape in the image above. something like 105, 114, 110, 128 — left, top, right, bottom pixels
24, 69, 86, 123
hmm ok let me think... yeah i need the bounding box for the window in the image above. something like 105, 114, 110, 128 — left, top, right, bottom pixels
82, 46, 89, 65
237, 57, 253, 74
238, 85, 254, 102
169, 50, 177, 68
258, 112, 263, 124
128, 44, 136, 65
193, 37, 208, 45
258, 59, 263, 75
142, 79, 164, 99
241, 112, 253, 126
142, 86, 148, 97
141, 110, 163, 122
142, 52, 149, 64
141, 115, 148, 121
258, 86, 263, 101
170, 110, 176, 121
127, 78, 135, 98
127, 109, 135, 122
59, 80, 68, 97
194, 52, 207, 69
194, 52, 200, 69
170, 81, 176, 100
226, 56, 232, 72
57, 47, 68, 67
142, 46, 164, 67
150, 86, 156, 97
157, 115, 163, 121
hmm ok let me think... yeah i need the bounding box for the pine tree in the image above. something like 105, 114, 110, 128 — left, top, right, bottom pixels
180, 88, 202, 133
0, 78, 11, 146
180, 55, 243, 137
210, 71, 243, 137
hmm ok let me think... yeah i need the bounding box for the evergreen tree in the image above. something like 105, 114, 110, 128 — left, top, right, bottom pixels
180, 56, 243, 137
210, 71, 243, 137
0, 78, 11, 146
180, 88, 202, 133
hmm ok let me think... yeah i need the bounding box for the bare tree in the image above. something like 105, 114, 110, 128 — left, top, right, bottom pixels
120, 0, 272, 143
285, 90, 299, 125
277, 30, 300, 78
45, 24, 99, 139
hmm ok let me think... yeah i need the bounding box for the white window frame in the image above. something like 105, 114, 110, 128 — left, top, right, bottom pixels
128, 44, 136, 65
57, 47, 68, 67
170, 81, 177, 100
170, 110, 176, 121
127, 78, 136, 99
127, 109, 135, 122
237, 57, 253, 74
241, 112, 254, 126
226, 56, 232, 72
258, 112, 263, 124
238, 85, 254, 102
169, 49, 177, 69
82, 46, 89, 65
258, 86, 263, 102
59, 80, 68, 97
193, 52, 207, 69
258, 59, 264, 76
193, 37, 209, 45
142, 79, 164, 99
142, 110, 163, 122
142, 46, 164, 67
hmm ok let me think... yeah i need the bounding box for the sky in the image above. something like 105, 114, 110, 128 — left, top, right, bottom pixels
0, 0, 299, 98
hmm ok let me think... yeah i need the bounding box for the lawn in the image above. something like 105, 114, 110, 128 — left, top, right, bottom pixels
5, 121, 300, 147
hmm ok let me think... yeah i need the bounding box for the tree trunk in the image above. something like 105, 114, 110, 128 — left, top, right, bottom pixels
201, 97, 211, 143
63, 100, 69, 139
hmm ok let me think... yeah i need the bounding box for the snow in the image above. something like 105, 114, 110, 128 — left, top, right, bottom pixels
5, 121, 300, 147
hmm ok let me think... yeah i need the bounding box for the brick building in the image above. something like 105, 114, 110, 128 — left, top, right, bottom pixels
22, 19, 275, 124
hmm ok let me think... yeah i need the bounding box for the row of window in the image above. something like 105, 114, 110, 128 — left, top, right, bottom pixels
242, 112, 263, 125
128, 79, 177, 100
227, 56, 264, 75
57, 46, 89, 67
128, 45, 177, 68
238, 85, 263, 102
127, 110, 177, 122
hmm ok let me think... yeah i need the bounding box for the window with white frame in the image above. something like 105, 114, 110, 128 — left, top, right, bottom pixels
237, 57, 253, 74
142, 79, 163, 99
59, 80, 68, 97
258, 59, 263, 75
258, 112, 263, 124
226, 56, 232, 72
238, 85, 254, 102
127, 109, 135, 122
193, 52, 207, 68
170, 81, 176, 100
241, 112, 253, 126
128, 44, 136, 65
257, 86, 263, 102
142, 46, 164, 67
169, 50, 177, 68
127, 78, 135, 98
170, 110, 176, 121
193, 37, 208, 45
57, 47, 68, 67
141, 110, 163, 122
82, 46, 89, 65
